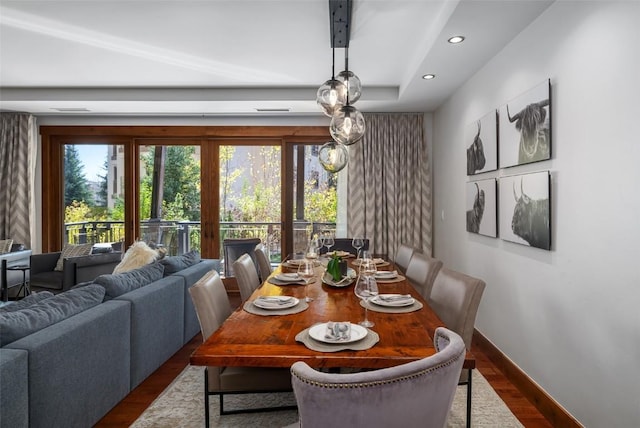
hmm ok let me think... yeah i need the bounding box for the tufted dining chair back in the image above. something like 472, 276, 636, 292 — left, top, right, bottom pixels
233, 253, 261, 303
290, 327, 465, 428
404, 252, 443, 300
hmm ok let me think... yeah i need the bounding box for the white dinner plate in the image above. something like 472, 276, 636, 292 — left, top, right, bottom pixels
253, 296, 299, 310
353, 258, 387, 266
274, 273, 303, 282
322, 268, 357, 287
325, 250, 352, 258
370, 294, 415, 307
308, 322, 368, 344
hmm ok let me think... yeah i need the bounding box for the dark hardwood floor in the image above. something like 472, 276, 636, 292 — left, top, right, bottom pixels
96, 293, 552, 427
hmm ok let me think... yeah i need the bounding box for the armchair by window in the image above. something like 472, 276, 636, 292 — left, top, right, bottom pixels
30, 248, 122, 293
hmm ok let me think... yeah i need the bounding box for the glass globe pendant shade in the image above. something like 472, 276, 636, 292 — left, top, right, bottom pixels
316, 79, 347, 117
336, 70, 362, 104
330, 105, 365, 146
318, 141, 349, 173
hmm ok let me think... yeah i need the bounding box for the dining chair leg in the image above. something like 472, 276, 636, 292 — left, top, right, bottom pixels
466, 368, 472, 428
204, 369, 210, 428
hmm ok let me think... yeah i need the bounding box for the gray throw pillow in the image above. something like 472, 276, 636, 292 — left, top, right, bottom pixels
0, 291, 54, 312
159, 250, 201, 275
94, 262, 164, 299
0, 284, 105, 346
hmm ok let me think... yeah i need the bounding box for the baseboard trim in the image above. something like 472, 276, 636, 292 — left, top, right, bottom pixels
472, 329, 583, 428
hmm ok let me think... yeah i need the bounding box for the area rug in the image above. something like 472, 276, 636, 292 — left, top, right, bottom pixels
131, 365, 523, 427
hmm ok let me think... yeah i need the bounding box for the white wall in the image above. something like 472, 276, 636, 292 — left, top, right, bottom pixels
432, 2, 639, 426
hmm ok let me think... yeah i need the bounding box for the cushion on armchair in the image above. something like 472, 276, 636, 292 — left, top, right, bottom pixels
54, 243, 93, 271
0, 239, 13, 254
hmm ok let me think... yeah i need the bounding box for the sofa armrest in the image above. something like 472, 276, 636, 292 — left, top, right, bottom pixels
30, 252, 61, 275
61, 252, 122, 291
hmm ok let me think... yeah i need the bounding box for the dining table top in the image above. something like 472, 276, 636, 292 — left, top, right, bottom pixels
190, 257, 475, 370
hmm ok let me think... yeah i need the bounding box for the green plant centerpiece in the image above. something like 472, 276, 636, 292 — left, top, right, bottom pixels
326, 253, 347, 281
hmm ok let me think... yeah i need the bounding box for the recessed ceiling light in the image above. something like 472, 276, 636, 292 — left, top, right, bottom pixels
448, 35, 465, 44
422, 74, 436, 80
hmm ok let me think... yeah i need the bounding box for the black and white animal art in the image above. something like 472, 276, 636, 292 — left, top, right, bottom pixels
511, 178, 550, 250
466, 121, 486, 175
466, 183, 485, 234
507, 99, 550, 164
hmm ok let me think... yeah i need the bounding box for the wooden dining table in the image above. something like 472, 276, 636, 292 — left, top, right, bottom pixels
190, 258, 475, 371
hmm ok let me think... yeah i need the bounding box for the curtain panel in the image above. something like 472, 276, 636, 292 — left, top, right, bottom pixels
0, 113, 34, 248
347, 113, 432, 258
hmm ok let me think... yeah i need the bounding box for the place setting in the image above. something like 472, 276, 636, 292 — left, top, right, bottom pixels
243, 294, 309, 316
361, 293, 423, 314
295, 320, 379, 352
372, 269, 406, 284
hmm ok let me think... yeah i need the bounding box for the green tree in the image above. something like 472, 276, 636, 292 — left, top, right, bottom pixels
64, 145, 93, 206
96, 159, 109, 207
140, 146, 201, 221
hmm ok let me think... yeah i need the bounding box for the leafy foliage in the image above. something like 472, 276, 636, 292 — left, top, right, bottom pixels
64, 146, 93, 206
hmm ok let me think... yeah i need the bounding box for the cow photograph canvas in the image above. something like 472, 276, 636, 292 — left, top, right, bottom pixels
466, 178, 497, 237
499, 79, 551, 168
499, 171, 551, 250
466, 110, 498, 175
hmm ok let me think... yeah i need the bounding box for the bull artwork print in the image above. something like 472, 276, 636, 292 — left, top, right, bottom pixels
466, 121, 486, 175
499, 80, 551, 168
465, 179, 497, 238
466, 183, 485, 233
499, 171, 551, 250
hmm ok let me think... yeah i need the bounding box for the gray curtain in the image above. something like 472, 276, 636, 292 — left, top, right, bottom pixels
0, 113, 32, 248
347, 113, 432, 258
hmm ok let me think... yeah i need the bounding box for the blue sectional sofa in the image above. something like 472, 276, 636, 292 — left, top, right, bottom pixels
0, 253, 219, 428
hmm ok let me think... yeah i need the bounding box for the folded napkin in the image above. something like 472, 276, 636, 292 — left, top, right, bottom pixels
254, 296, 294, 308
325, 321, 351, 341
376, 294, 414, 305
375, 270, 398, 279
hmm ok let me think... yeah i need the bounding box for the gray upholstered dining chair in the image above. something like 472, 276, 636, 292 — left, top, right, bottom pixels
222, 237, 261, 278
188, 270, 294, 427
289, 327, 465, 428
254, 243, 272, 281
404, 252, 443, 300
232, 253, 262, 303
394, 243, 417, 273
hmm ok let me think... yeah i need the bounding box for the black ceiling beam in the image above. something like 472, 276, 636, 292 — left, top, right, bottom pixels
329, 0, 352, 48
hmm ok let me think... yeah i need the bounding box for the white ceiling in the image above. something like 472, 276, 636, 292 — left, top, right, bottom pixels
0, 0, 554, 117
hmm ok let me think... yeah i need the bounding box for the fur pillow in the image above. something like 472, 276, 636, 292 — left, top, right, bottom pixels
54, 243, 94, 271
113, 241, 160, 274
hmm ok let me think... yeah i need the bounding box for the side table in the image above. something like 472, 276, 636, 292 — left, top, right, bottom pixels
7, 265, 30, 299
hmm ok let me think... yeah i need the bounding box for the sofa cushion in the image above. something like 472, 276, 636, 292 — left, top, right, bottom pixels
54, 243, 93, 271
0, 239, 13, 254
0, 291, 54, 312
95, 262, 164, 300
113, 241, 160, 274
0, 284, 105, 346
159, 250, 201, 275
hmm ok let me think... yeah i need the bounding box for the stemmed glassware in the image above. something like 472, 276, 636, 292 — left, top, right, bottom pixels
354, 263, 378, 327
323, 232, 335, 256
298, 259, 315, 302
352, 237, 364, 259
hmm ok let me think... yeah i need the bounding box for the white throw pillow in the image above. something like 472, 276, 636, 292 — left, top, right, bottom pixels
54, 243, 94, 271
113, 241, 160, 274
0, 239, 13, 254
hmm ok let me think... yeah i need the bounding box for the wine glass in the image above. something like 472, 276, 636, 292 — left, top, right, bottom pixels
354, 275, 378, 327
305, 238, 319, 260
352, 237, 364, 259
323, 233, 335, 256
298, 259, 315, 302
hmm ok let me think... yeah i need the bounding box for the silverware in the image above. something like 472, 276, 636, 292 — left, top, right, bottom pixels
257, 296, 293, 304
379, 294, 412, 302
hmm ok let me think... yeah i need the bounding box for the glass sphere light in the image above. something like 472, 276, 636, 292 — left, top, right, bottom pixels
316, 79, 347, 117
318, 141, 349, 173
330, 105, 365, 146
336, 70, 362, 104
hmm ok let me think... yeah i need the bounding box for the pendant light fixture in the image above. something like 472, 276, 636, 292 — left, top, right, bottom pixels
330, 47, 365, 146
318, 140, 349, 172
336, 46, 362, 104
316, 47, 347, 117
